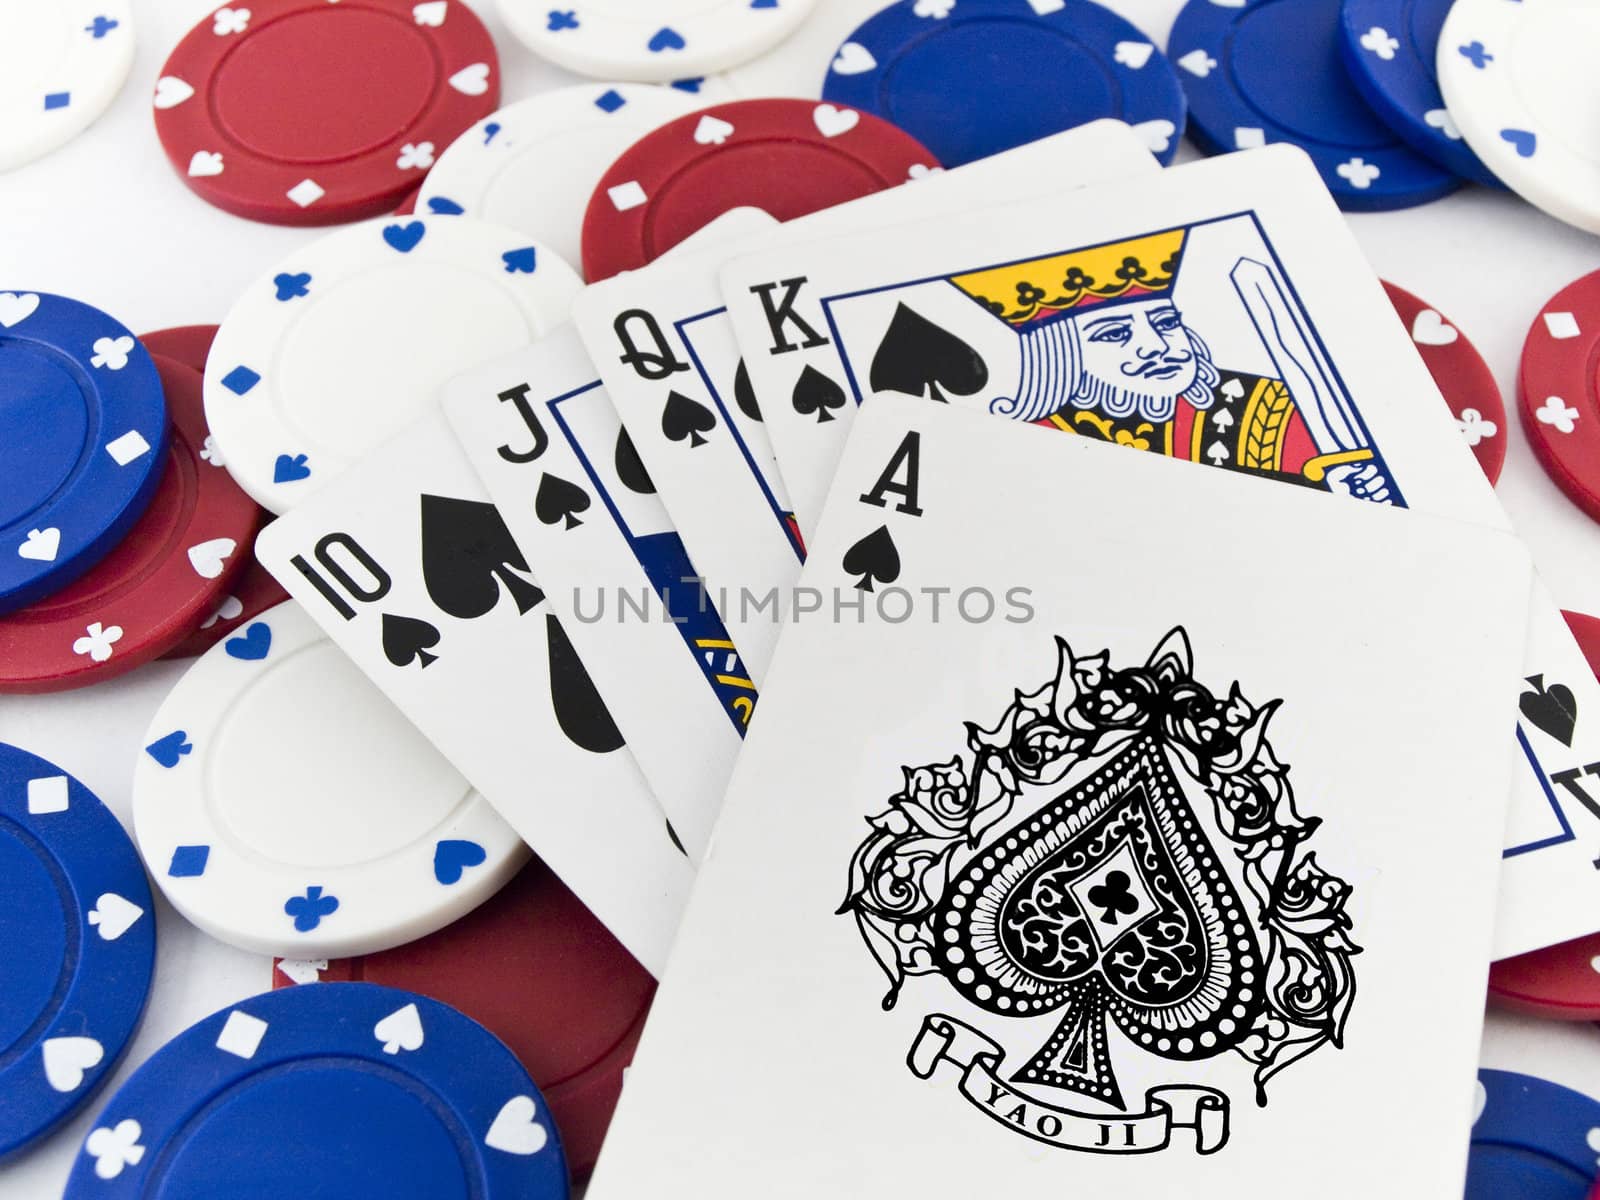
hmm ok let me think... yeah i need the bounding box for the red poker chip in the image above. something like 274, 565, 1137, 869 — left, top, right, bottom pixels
1381, 281, 1507, 485
393, 182, 422, 215
1520, 269, 1600, 524
582, 98, 939, 281
153, 0, 500, 226
271, 857, 655, 1177
161, 535, 287, 659
138, 324, 222, 375
140, 327, 289, 660
1488, 610, 1600, 1019
0, 352, 261, 692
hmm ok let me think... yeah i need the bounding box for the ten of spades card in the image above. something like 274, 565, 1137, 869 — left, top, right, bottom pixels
443, 324, 752, 861
254, 410, 693, 975
572, 119, 1159, 680
586, 396, 1534, 1200
720, 143, 1600, 962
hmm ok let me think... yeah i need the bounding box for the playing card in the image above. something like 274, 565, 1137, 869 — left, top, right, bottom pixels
587, 396, 1533, 1200
722, 143, 1600, 961
573, 216, 800, 681
254, 411, 693, 975
443, 325, 749, 861
721, 120, 1157, 548
575, 119, 1158, 678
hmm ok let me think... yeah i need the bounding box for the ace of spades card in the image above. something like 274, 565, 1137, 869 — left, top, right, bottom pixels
722, 143, 1600, 963
586, 397, 1534, 1200
444, 324, 752, 861
254, 410, 693, 975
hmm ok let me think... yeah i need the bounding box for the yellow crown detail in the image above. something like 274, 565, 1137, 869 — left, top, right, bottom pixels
950, 229, 1187, 326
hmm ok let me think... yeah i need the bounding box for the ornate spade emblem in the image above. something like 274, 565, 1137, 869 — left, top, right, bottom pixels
839, 629, 1359, 1154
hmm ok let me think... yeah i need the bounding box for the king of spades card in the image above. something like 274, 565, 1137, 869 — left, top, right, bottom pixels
865, 219, 1402, 507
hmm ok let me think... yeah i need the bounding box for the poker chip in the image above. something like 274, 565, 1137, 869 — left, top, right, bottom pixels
496, 0, 817, 84
1381, 281, 1506, 485
0, 743, 155, 1161
1437, 0, 1600, 234
162, 545, 288, 660
63, 983, 568, 1199
1519, 269, 1600, 523
821, 0, 1187, 169
1338, 0, 1502, 188
139, 326, 291, 660
1567, 610, 1600, 672
1170, 0, 1461, 211
1468, 1069, 1600, 1198
272, 857, 654, 1178
138, 324, 221, 375
721, 0, 887, 99
1490, 913, 1600, 1021
0, 352, 260, 692
581, 98, 938, 280
417, 84, 708, 273
152, 0, 501, 225
132, 600, 527, 959
205, 215, 582, 513
1487, 610, 1600, 1020
0, 291, 169, 617
0, 2, 135, 172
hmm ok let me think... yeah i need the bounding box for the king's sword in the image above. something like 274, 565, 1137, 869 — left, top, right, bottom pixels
1229, 257, 1371, 455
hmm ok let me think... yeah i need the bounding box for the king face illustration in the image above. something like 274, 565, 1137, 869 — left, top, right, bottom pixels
839, 630, 1359, 1154
939, 227, 1398, 504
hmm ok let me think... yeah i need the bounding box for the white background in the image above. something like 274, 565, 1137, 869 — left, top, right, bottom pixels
2, 0, 1599, 1194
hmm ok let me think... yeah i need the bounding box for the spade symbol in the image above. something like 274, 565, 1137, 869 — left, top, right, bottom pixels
869, 302, 988, 404
546, 615, 625, 754
535, 473, 590, 530
615, 428, 655, 495
419, 494, 544, 620
841, 524, 900, 592
733, 359, 763, 422
382, 613, 441, 669
1522, 675, 1578, 746
931, 737, 1266, 1105
661, 390, 716, 447
791, 364, 846, 423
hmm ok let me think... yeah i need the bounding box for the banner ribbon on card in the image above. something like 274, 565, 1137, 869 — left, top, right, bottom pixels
907, 1014, 1231, 1154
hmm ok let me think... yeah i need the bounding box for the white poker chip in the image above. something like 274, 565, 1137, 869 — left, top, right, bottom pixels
496, 0, 819, 84
0, 1, 135, 172
722, 0, 888, 98
204, 214, 582, 514
417, 84, 710, 274
1437, 0, 1600, 234
132, 600, 527, 959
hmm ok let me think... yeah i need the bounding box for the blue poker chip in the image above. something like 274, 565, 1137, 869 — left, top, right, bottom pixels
0, 742, 156, 1162
1170, 0, 1462, 211
1469, 1069, 1600, 1199
64, 983, 569, 1199
0, 290, 168, 615
821, 0, 1186, 168
1338, 0, 1503, 189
